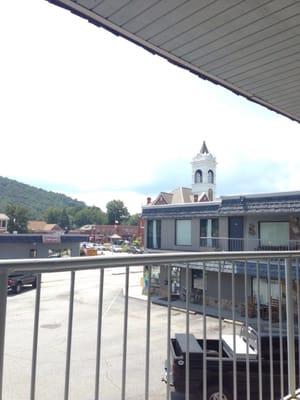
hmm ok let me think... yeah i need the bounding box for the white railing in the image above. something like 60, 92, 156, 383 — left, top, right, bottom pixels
0, 251, 300, 400
200, 237, 300, 252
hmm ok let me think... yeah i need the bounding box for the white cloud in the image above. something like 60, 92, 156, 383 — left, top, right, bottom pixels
0, 0, 299, 213
69, 189, 147, 215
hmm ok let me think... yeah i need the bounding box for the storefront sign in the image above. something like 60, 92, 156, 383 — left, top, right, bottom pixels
42, 235, 61, 244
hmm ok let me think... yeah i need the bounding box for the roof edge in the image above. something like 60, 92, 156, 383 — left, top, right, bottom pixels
221, 191, 300, 200
48, 0, 300, 124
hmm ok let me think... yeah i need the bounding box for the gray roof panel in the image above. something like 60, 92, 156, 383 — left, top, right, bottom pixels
48, 0, 300, 123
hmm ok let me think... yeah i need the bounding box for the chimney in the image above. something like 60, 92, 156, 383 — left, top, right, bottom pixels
147, 197, 152, 205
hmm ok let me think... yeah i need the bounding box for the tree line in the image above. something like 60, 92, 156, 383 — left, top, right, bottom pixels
4, 200, 140, 234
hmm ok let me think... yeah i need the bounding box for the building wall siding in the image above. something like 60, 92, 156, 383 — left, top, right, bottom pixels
0, 242, 81, 259
145, 213, 297, 252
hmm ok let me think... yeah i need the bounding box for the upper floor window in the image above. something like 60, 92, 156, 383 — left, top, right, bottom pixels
176, 219, 192, 246
200, 218, 219, 247
259, 221, 289, 247
147, 220, 161, 249
208, 170, 214, 184
194, 170, 203, 183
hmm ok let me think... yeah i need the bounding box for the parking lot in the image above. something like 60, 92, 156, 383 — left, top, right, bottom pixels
3, 267, 234, 400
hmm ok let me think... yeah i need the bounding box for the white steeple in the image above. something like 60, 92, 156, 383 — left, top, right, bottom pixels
191, 141, 217, 201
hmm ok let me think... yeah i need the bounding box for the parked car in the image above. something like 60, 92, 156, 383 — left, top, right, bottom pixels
163, 326, 297, 400
8, 273, 37, 294
127, 245, 143, 254
111, 245, 123, 253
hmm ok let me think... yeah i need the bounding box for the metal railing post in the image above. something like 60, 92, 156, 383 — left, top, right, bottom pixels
285, 257, 296, 398
203, 263, 207, 400
256, 262, 262, 400
166, 265, 171, 400
185, 264, 190, 400
64, 271, 76, 400
30, 273, 41, 400
145, 265, 151, 400
232, 263, 237, 400
121, 266, 129, 400
218, 261, 223, 399
95, 268, 104, 400
267, 260, 274, 400
0, 268, 8, 400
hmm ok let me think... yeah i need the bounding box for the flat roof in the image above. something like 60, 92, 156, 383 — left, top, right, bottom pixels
0, 234, 88, 244
48, 0, 300, 123
142, 191, 300, 217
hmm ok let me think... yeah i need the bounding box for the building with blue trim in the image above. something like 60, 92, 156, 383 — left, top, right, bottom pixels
141, 143, 300, 311
0, 234, 88, 259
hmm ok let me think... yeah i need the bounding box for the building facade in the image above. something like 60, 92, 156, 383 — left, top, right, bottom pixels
0, 214, 9, 234
0, 234, 88, 259
141, 143, 300, 311
73, 223, 143, 244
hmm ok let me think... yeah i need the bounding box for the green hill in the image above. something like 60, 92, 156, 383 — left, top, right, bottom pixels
0, 176, 86, 219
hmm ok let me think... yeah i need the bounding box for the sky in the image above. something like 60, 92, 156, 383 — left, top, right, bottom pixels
1, 0, 300, 214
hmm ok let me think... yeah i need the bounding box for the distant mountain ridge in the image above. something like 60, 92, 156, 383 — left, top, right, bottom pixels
0, 176, 86, 219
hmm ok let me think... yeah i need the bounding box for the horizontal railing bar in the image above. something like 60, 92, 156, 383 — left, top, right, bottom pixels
200, 236, 300, 242
0, 251, 299, 274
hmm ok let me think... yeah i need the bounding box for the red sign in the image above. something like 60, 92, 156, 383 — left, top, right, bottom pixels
42, 235, 61, 244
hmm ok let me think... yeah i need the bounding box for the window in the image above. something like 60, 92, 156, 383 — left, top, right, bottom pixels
150, 266, 160, 287
253, 278, 280, 304
171, 267, 181, 294
200, 218, 219, 247
208, 188, 213, 201
29, 249, 37, 258
192, 269, 203, 289
259, 221, 289, 247
147, 220, 161, 249
208, 169, 214, 183
48, 248, 72, 257
176, 219, 192, 246
194, 169, 202, 183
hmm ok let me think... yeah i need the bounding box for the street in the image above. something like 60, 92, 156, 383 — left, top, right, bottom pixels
3, 267, 233, 400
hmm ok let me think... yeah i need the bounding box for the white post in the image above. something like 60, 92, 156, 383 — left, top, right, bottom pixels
0, 268, 8, 400
285, 257, 296, 398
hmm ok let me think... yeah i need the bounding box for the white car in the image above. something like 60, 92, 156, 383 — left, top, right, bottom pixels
112, 245, 123, 253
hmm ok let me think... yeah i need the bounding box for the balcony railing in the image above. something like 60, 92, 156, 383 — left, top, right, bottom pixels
200, 237, 300, 252
0, 251, 300, 400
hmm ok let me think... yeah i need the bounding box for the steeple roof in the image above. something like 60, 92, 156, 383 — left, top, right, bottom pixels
193, 140, 215, 162
200, 141, 209, 154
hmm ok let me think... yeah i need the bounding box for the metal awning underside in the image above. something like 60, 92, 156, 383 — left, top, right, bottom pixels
48, 0, 300, 123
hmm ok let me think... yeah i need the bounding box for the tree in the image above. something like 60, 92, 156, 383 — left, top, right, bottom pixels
72, 206, 106, 227
127, 213, 140, 226
44, 207, 62, 224
106, 200, 129, 225
5, 204, 29, 233
60, 208, 70, 230
88, 206, 106, 225
73, 209, 91, 227
44, 207, 70, 229
65, 206, 83, 228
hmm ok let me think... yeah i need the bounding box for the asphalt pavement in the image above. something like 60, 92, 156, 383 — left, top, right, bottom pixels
3, 267, 233, 400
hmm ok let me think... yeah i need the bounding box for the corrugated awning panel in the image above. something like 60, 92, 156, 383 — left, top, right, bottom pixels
48, 0, 300, 123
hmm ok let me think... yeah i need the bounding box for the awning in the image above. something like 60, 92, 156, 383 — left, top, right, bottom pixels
47, 0, 300, 123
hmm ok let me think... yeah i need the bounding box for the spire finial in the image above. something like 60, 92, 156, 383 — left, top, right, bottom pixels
200, 141, 209, 154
